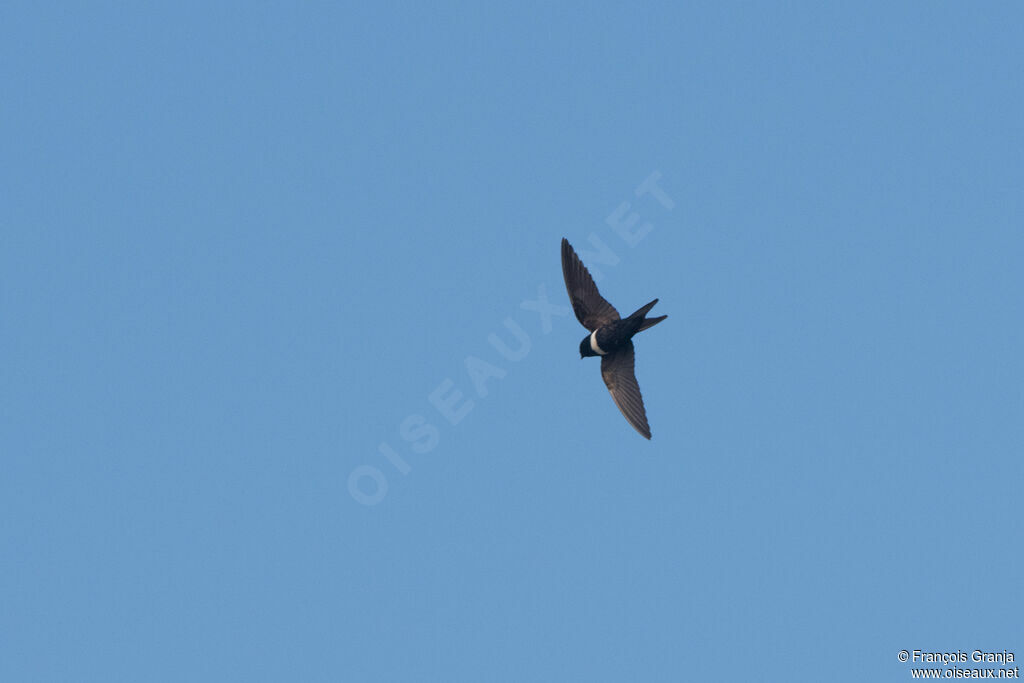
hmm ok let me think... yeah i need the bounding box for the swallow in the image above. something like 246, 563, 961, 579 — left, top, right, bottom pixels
561, 237, 667, 439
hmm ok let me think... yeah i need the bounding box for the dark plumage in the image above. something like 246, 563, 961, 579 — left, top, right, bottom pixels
561, 238, 667, 439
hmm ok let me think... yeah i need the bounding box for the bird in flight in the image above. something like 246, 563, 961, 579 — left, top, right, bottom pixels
561, 238, 667, 439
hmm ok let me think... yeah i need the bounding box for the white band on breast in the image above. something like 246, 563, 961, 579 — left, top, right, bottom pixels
589, 330, 607, 355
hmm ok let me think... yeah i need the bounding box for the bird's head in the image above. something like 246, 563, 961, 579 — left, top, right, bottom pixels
579, 336, 599, 359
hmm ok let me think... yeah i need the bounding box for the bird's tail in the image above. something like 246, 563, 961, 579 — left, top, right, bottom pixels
627, 299, 667, 333
638, 315, 667, 332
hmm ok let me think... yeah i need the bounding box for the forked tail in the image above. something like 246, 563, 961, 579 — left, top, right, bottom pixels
627, 299, 667, 333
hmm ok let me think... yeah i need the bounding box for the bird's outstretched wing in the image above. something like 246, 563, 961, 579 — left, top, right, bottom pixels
561, 238, 620, 331
600, 340, 651, 439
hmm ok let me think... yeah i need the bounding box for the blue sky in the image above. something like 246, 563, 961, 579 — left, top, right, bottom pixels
3, 3, 1023, 681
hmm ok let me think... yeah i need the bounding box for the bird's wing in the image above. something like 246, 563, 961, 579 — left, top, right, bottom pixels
561, 238, 620, 331
600, 341, 651, 439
